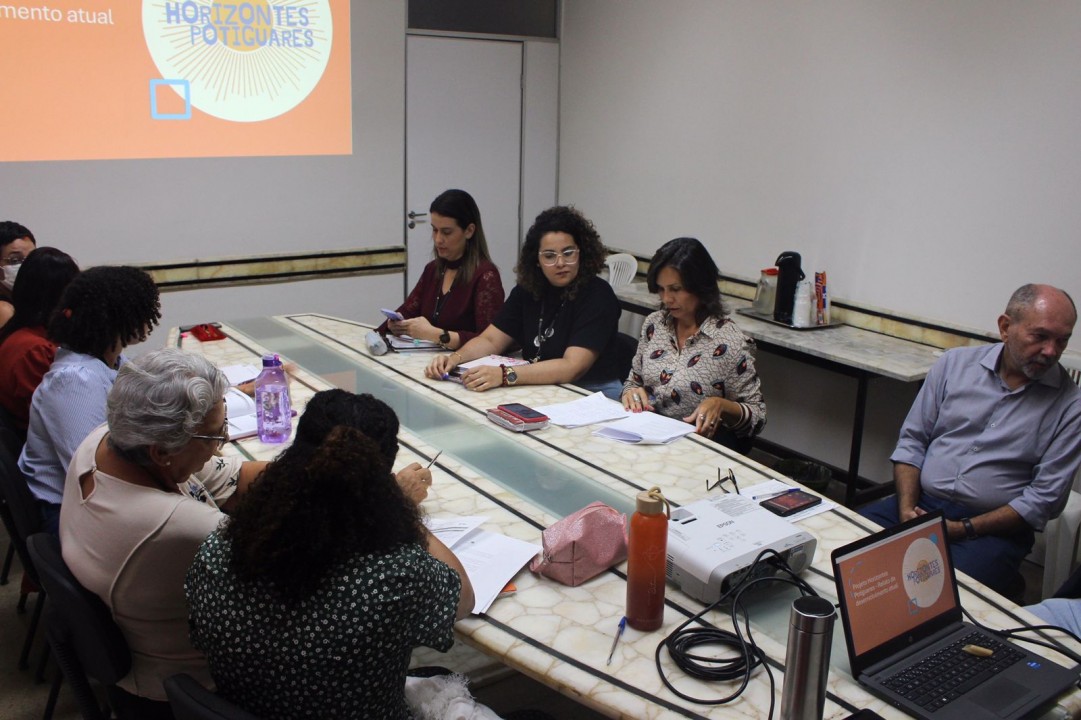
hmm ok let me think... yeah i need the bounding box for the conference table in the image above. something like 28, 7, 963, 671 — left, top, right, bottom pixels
172, 313, 1081, 720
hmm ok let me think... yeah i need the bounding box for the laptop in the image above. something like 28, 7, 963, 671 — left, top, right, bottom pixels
832, 512, 1078, 720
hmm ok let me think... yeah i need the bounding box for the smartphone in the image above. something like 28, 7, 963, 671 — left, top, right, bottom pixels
497, 403, 549, 423
380, 308, 404, 321
760, 489, 822, 517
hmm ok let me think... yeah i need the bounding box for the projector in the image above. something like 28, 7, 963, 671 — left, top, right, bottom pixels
666, 493, 817, 604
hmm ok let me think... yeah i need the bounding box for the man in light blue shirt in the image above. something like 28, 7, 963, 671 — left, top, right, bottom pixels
861, 284, 1081, 596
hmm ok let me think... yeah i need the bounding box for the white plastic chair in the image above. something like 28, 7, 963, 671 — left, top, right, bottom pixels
604, 253, 638, 288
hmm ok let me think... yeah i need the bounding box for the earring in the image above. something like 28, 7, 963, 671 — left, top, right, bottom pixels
166, 461, 171, 466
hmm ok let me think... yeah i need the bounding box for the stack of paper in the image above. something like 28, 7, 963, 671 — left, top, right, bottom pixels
592, 412, 696, 445
535, 391, 629, 428
387, 334, 442, 351
224, 387, 260, 439
426, 516, 540, 614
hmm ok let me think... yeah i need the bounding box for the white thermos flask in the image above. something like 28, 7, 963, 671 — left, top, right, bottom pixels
779, 595, 836, 720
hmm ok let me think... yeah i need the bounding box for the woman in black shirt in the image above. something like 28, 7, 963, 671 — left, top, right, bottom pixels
426, 206, 623, 399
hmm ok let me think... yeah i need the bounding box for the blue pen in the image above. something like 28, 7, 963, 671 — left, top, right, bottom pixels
752, 487, 802, 501
606, 617, 627, 665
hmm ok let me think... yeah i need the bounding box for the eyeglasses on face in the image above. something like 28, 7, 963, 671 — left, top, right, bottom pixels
192, 419, 230, 449
538, 247, 580, 266
2, 255, 25, 267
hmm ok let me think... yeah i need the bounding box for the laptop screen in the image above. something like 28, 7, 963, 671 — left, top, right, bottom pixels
833, 513, 961, 663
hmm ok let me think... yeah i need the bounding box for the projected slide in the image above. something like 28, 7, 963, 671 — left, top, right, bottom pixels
0, 1, 351, 161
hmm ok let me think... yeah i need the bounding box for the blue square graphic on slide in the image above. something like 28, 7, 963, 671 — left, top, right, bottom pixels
150, 79, 192, 120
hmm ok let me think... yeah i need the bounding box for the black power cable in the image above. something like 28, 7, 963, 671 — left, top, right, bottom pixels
654, 548, 820, 716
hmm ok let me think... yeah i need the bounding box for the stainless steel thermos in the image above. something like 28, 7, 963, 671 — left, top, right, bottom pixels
779, 595, 836, 720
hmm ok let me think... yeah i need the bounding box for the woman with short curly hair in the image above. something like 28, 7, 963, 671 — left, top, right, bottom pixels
20, 264, 162, 531
427, 205, 624, 399
186, 389, 473, 720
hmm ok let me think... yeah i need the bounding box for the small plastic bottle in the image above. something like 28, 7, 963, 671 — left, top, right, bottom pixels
626, 487, 670, 631
255, 353, 291, 443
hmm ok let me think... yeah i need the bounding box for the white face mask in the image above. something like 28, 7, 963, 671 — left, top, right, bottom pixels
1, 263, 18, 293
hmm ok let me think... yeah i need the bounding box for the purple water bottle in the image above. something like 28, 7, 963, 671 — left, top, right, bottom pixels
255, 354, 291, 443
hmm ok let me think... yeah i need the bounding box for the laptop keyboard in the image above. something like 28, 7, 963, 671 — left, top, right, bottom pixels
882, 631, 1024, 712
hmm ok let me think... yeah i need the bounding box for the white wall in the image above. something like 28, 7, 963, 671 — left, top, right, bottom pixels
558, 1, 1081, 484
559, 1, 1081, 331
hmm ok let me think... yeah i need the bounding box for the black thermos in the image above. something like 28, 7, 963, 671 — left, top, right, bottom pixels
773, 251, 805, 325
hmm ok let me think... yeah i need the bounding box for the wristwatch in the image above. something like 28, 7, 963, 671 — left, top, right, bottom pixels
960, 517, 977, 540
438, 329, 451, 348
501, 364, 518, 386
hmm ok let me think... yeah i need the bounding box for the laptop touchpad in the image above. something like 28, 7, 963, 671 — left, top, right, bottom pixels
967, 678, 1030, 717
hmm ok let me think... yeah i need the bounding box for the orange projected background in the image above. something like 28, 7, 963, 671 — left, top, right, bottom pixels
0, 0, 351, 161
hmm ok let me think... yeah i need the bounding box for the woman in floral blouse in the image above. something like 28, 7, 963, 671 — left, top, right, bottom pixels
621, 237, 766, 454
186, 390, 474, 720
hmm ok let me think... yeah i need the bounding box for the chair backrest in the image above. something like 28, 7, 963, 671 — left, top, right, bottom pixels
0, 443, 41, 580
604, 253, 638, 288
613, 331, 638, 383
0, 402, 26, 456
26, 533, 131, 685
165, 673, 262, 720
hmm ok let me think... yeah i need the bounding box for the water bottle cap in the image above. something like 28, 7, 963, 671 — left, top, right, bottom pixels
761, 267, 778, 275
789, 595, 836, 633
261, 353, 282, 367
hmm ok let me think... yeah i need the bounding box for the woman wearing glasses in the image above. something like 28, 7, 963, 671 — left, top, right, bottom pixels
60, 348, 268, 718
426, 205, 623, 399
378, 189, 505, 350
621, 237, 766, 454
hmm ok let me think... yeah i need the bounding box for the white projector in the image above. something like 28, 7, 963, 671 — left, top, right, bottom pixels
666, 493, 817, 604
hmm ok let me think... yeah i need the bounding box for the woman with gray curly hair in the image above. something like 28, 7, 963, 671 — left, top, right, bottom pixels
60, 347, 267, 718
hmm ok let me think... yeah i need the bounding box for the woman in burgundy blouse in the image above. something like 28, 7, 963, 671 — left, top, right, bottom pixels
379, 189, 505, 350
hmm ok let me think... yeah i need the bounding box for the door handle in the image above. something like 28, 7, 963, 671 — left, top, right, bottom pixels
407, 210, 428, 229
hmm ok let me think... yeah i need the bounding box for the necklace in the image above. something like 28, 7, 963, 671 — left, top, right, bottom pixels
533, 297, 566, 359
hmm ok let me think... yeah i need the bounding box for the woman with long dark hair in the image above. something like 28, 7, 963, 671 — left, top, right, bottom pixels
187, 389, 474, 720
0, 247, 79, 430
379, 189, 505, 350
621, 237, 766, 453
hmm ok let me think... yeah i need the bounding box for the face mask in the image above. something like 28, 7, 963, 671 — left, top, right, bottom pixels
1, 263, 18, 293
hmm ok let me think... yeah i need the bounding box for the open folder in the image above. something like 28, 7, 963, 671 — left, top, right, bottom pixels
592, 412, 695, 444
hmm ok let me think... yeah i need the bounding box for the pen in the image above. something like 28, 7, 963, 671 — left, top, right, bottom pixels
426, 450, 442, 468
606, 617, 626, 666
751, 487, 802, 501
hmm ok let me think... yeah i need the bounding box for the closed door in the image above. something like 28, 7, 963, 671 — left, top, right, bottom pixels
405, 35, 523, 293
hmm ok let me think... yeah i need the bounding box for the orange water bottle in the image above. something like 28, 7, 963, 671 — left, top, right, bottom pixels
626, 487, 670, 631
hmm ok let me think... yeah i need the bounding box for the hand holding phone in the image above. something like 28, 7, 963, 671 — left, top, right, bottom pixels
381, 308, 405, 321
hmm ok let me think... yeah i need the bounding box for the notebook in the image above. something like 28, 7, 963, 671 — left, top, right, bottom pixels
831, 512, 1077, 720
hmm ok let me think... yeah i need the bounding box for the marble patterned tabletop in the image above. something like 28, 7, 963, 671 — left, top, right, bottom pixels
171, 315, 1081, 720
616, 283, 943, 383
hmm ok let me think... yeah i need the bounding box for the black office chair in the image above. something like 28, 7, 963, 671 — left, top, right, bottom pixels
164, 674, 262, 720
0, 405, 25, 586
613, 331, 638, 384
27, 532, 132, 720
0, 442, 45, 671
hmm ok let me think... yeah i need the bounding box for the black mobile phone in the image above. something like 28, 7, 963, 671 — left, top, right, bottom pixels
760, 489, 822, 517
497, 403, 548, 422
